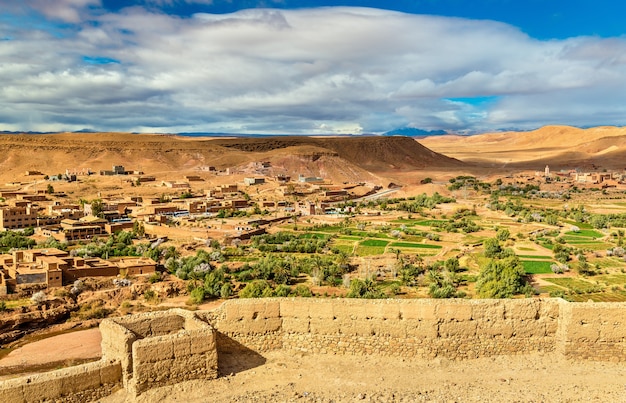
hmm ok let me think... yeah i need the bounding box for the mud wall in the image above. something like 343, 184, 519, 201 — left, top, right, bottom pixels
0, 309, 218, 402
205, 298, 626, 362
559, 302, 626, 362
2, 299, 626, 403
0, 359, 121, 403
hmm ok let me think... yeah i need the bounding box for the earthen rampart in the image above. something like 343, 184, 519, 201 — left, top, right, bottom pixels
2, 299, 626, 402
204, 298, 626, 362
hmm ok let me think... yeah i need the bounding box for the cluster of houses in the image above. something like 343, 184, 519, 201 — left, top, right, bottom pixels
536, 165, 626, 187
0, 248, 155, 295
0, 165, 375, 293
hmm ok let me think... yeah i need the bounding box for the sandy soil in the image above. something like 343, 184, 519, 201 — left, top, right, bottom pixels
102, 350, 626, 402
0, 328, 102, 378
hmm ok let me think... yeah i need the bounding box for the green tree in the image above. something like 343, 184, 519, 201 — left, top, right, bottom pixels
496, 228, 510, 242
89, 199, 104, 218
483, 238, 502, 258
189, 287, 206, 304
239, 280, 273, 298
46, 184, 54, 194
475, 256, 527, 298
347, 278, 384, 299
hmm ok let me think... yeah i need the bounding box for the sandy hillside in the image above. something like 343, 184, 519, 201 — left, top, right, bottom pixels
0, 133, 462, 185
421, 125, 626, 170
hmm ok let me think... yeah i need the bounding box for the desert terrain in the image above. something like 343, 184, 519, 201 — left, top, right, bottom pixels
2, 126, 626, 401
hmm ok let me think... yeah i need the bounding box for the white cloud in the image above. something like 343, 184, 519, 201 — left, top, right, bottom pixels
23, 0, 101, 23
2, 6, 626, 133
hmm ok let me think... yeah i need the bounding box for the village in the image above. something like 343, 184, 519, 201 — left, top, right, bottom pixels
3, 157, 626, 299
0, 163, 386, 295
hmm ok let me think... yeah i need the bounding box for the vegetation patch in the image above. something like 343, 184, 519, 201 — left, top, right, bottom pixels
390, 242, 442, 249
415, 220, 445, 226
564, 229, 604, 238
595, 274, 626, 285
359, 239, 390, 247
567, 292, 626, 302
356, 245, 387, 256
298, 233, 331, 240
521, 260, 553, 274
517, 255, 552, 260
543, 277, 601, 293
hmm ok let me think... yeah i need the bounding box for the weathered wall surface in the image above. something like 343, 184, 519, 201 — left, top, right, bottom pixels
559, 302, 626, 362
130, 315, 218, 395
205, 298, 560, 360
205, 298, 626, 362
0, 309, 218, 402
0, 359, 121, 403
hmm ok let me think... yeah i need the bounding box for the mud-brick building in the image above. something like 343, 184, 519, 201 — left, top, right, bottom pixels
0, 248, 156, 294
0, 205, 38, 231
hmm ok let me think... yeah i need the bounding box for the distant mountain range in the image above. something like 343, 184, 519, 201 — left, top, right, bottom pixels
382, 128, 448, 137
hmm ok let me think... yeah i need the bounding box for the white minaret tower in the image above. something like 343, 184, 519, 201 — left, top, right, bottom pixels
545, 165, 550, 178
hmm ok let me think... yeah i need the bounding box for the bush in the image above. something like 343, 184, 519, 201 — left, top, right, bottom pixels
239, 280, 273, 298
31, 291, 47, 305
148, 272, 162, 284
189, 287, 206, 304
291, 284, 312, 297
274, 284, 291, 297
143, 289, 158, 303
73, 301, 111, 320
220, 283, 233, 299
0, 301, 7, 312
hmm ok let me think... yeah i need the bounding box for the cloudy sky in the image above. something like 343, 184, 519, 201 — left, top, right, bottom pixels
2, 0, 626, 134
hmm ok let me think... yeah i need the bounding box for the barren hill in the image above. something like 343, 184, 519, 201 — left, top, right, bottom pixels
0, 133, 462, 183
421, 125, 626, 170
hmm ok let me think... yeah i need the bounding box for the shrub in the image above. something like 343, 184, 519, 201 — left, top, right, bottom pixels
189, 287, 206, 304
148, 272, 162, 284
274, 284, 291, 297
74, 301, 111, 320
220, 283, 233, 299
239, 280, 273, 298
143, 289, 158, 303
291, 284, 313, 297
31, 291, 47, 305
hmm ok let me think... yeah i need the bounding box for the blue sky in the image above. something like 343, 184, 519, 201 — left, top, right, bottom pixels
2, 0, 626, 134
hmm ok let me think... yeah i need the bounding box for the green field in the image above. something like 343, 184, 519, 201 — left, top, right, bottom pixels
360, 239, 390, 247
567, 292, 626, 302
536, 285, 565, 294
415, 220, 445, 226
356, 245, 387, 256
522, 260, 553, 274
543, 277, 603, 293
517, 255, 552, 260
313, 226, 342, 233
595, 274, 626, 285
332, 244, 354, 254
390, 242, 442, 249
564, 221, 594, 230
564, 229, 604, 238
299, 233, 331, 240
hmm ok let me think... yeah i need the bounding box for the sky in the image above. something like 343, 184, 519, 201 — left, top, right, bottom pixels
2, 0, 626, 135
